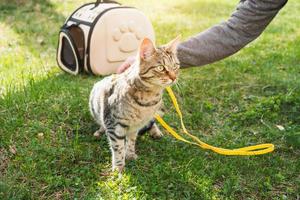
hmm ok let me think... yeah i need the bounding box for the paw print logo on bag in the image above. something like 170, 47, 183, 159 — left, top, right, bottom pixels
112, 21, 143, 53
105, 10, 154, 65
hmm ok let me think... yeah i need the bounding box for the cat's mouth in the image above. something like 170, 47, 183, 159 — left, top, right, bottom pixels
161, 78, 176, 86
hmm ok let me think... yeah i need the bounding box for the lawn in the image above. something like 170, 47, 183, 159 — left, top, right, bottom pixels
0, 0, 299, 199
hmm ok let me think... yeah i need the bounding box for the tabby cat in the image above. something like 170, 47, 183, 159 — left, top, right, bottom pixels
89, 36, 180, 172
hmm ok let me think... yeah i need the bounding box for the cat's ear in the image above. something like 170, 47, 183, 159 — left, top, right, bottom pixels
166, 35, 181, 54
139, 38, 156, 61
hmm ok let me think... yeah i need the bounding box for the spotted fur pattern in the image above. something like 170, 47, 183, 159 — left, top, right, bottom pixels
89, 37, 180, 172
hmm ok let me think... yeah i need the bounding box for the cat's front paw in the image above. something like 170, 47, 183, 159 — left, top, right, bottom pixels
126, 153, 138, 160
149, 124, 163, 139
93, 127, 105, 139
93, 130, 102, 138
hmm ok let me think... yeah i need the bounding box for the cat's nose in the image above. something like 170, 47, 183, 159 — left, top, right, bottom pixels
167, 71, 176, 81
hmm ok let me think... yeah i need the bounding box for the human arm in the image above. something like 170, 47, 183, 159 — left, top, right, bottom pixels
177, 0, 288, 67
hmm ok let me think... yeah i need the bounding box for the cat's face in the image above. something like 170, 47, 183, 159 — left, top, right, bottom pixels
138, 37, 180, 87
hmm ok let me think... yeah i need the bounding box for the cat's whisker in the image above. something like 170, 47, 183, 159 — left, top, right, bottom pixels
174, 81, 182, 93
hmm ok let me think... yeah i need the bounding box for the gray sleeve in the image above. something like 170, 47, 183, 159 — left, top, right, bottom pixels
177, 0, 288, 68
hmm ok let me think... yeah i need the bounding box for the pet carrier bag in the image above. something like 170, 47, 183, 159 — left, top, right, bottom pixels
57, 0, 155, 75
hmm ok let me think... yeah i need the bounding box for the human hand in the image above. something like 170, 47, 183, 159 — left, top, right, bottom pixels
116, 56, 136, 74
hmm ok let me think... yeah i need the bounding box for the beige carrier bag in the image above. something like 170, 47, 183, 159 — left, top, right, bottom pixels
57, 0, 155, 75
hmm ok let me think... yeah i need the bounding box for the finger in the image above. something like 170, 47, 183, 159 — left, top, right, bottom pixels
117, 63, 130, 74
117, 56, 136, 74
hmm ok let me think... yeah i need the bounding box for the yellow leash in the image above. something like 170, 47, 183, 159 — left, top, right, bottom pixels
154, 86, 275, 156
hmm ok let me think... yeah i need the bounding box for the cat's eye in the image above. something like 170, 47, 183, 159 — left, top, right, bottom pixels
172, 65, 178, 70
156, 65, 164, 72
172, 63, 180, 70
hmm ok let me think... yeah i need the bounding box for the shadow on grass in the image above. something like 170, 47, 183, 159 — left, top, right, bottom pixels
0, 73, 220, 199
0, 73, 215, 199
0, 73, 298, 199
1, 69, 299, 199
0, 73, 102, 198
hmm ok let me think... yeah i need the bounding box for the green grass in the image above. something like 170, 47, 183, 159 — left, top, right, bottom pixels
0, 0, 299, 199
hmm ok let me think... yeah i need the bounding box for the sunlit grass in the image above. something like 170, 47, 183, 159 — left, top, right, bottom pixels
0, 0, 299, 199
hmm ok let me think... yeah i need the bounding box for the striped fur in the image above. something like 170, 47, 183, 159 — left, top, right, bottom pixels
89, 37, 180, 172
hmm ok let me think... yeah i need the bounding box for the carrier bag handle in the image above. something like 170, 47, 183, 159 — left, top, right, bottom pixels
95, 0, 120, 6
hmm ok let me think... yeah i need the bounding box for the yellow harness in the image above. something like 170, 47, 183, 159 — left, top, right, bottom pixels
154, 86, 275, 156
